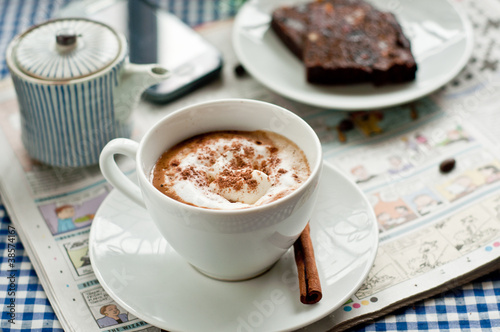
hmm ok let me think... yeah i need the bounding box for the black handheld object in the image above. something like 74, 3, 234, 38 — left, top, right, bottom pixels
70, 0, 223, 104
127, 0, 223, 103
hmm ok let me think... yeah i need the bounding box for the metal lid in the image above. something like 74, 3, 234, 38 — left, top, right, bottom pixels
13, 18, 121, 81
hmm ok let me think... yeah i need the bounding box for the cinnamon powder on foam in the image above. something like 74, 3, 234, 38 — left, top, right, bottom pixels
151, 130, 310, 209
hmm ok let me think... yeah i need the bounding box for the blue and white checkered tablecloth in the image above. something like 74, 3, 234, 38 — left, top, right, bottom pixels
1, 1, 500, 331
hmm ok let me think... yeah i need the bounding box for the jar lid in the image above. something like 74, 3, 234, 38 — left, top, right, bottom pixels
13, 18, 121, 81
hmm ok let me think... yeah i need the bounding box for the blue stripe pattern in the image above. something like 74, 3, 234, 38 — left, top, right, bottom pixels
0, 203, 63, 332
0, 0, 245, 80
11, 59, 126, 167
0, 3, 247, 331
15, 19, 120, 80
5, 1, 492, 332
0, 0, 72, 79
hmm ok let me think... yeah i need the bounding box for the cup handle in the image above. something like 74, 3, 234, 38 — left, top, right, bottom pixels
99, 138, 146, 208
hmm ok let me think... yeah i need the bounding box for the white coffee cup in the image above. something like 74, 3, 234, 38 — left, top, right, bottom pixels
99, 99, 323, 281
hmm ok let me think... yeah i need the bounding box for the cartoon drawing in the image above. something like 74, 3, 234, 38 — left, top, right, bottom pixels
56, 205, 77, 233
96, 304, 129, 328
387, 155, 413, 175
80, 250, 91, 267
494, 200, 500, 218
38, 191, 108, 235
453, 215, 498, 252
445, 175, 477, 200
55, 204, 95, 234
395, 205, 410, 216
356, 266, 396, 298
373, 192, 418, 231
350, 165, 376, 184
82, 287, 137, 328
64, 239, 93, 276
413, 194, 442, 216
407, 241, 443, 275
438, 125, 471, 146
436, 171, 484, 203
478, 165, 500, 184
401, 136, 418, 154
393, 205, 415, 224
377, 209, 412, 228
354, 246, 407, 299
377, 212, 395, 225
415, 133, 431, 149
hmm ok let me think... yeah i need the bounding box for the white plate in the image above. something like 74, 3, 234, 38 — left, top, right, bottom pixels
232, 0, 473, 110
89, 163, 378, 332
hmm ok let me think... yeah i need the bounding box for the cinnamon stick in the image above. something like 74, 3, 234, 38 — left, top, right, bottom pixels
293, 223, 322, 304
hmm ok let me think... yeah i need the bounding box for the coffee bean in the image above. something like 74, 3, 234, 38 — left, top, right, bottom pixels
337, 119, 354, 132
439, 158, 456, 173
234, 64, 247, 77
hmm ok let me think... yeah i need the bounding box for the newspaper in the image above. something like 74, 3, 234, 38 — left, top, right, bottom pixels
2, 0, 500, 330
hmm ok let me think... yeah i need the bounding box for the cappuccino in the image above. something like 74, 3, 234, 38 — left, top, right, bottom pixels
151, 130, 310, 209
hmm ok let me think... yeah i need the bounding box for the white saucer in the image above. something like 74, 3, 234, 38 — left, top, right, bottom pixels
89, 162, 378, 331
232, 0, 473, 110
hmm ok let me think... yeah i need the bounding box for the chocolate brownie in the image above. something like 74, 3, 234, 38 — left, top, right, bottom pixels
270, 3, 311, 60
270, 0, 417, 86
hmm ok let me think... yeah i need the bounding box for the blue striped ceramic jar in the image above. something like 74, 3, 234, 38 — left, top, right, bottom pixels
6, 18, 169, 167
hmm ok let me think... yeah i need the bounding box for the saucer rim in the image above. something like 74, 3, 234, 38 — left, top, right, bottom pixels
232, 0, 474, 110
89, 162, 379, 331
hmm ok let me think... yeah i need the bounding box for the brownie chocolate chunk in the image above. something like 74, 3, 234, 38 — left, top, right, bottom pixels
270, 0, 417, 86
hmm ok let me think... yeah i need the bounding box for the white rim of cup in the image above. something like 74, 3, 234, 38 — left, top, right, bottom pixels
137, 98, 323, 215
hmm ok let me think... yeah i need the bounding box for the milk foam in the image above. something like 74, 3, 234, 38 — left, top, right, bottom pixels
151, 131, 310, 209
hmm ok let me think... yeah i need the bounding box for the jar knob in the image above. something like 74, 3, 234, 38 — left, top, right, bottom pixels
56, 29, 77, 51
